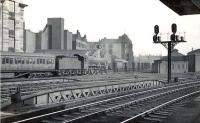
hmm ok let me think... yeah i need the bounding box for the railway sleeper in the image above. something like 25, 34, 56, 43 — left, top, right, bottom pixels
147, 114, 167, 119
163, 107, 182, 111
52, 116, 67, 121
42, 119, 62, 123
160, 108, 175, 112
154, 111, 172, 116
62, 114, 77, 119
136, 119, 159, 123
143, 116, 163, 122
79, 110, 94, 114
93, 115, 127, 123
86, 107, 105, 111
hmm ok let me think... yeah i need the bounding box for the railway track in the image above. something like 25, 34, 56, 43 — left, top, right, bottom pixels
11, 81, 200, 123
121, 90, 200, 123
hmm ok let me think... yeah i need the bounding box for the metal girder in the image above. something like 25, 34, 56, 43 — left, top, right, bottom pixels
22, 80, 164, 106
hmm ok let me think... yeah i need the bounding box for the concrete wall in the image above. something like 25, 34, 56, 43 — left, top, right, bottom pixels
64, 30, 72, 50
24, 30, 36, 53
47, 18, 64, 50
36, 32, 42, 50
41, 25, 49, 50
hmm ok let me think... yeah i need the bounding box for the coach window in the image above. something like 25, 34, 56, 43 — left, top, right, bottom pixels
6, 58, 9, 64
182, 64, 184, 69
18, 59, 21, 64
10, 58, 13, 64
26, 59, 29, 64
15, 59, 18, 64
32, 59, 35, 64
47, 59, 50, 64
43, 59, 45, 64
46, 59, 49, 64
48, 59, 50, 64
39, 59, 42, 64
37, 59, 40, 64
29, 58, 33, 64
2, 58, 6, 64
22, 59, 25, 64
46, 59, 48, 64
178, 64, 180, 70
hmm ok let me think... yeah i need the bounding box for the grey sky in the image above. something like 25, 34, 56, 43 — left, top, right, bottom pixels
23, 0, 200, 56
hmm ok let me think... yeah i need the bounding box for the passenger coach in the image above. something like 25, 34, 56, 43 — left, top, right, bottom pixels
1, 52, 55, 77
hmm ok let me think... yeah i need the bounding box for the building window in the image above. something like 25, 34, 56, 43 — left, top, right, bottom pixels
9, 2, 15, 12
172, 64, 174, 70
9, 17, 15, 26
9, 30, 15, 38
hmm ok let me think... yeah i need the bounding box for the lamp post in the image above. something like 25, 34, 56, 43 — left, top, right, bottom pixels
153, 23, 186, 83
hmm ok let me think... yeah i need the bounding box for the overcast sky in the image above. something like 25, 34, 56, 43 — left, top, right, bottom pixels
23, 0, 200, 56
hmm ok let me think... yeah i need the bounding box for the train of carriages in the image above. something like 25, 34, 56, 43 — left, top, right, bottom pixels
0, 52, 107, 78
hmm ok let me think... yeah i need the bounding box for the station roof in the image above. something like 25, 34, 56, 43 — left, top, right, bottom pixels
160, 0, 200, 15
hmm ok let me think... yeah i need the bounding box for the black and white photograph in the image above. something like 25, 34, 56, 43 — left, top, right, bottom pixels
0, 0, 200, 123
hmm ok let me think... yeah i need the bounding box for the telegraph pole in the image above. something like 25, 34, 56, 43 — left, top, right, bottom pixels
153, 23, 186, 83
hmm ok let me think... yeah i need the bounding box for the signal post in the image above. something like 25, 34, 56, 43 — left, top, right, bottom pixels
153, 24, 186, 83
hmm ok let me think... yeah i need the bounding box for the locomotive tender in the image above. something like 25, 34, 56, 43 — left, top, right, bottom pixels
0, 51, 88, 78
